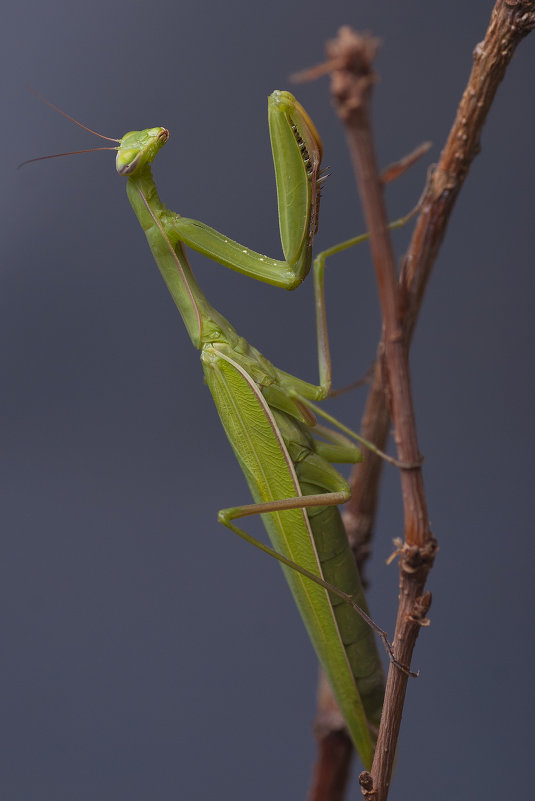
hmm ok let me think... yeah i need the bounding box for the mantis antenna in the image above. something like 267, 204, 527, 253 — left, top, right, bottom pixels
18, 86, 119, 168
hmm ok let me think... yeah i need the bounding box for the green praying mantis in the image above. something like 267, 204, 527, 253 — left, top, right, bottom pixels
26, 89, 413, 769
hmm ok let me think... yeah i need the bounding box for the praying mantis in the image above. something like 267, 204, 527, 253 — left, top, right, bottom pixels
28, 89, 409, 769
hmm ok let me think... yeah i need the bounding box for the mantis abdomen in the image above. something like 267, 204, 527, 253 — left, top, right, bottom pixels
203, 343, 384, 767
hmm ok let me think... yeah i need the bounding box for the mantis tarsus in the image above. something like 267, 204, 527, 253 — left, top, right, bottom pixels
30, 89, 411, 768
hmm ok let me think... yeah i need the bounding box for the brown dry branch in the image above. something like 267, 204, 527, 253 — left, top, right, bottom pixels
326, 27, 434, 800
308, 2, 535, 800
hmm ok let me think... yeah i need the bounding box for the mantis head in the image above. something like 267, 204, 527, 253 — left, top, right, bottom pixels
116, 127, 170, 177
19, 90, 170, 173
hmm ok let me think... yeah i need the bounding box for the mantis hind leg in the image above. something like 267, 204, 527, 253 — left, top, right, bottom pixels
217, 423, 416, 682
217, 466, 402, 676
217, 489, 377, 631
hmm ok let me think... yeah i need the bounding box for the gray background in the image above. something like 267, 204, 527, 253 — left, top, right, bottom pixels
3, 1, 534, 799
